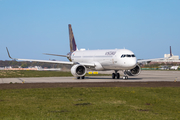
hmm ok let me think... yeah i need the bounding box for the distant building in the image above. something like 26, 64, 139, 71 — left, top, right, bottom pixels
150, 54, 180, 64
140, 53, 180, 66
164, 54, 179, 60
0, 67, 5, 70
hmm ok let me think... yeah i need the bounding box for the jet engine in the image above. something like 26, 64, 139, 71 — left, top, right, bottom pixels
124, 64, 141, 76
71, 64, 87, 77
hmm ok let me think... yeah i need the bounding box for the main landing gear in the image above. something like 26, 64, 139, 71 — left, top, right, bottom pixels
112, 70, 129, 79
112, 70, 120, 79
77, 76, 85, 79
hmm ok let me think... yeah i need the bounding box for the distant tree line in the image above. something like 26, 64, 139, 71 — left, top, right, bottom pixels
0, 60, 71, 70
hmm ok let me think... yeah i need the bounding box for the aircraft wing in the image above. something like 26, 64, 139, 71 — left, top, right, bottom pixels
138, 46, 173, 63
137, 56, 173, 63
6, 47, 95, 67
137, 57, 167, 63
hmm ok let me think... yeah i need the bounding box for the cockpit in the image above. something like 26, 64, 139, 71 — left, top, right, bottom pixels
121, 54, 136, 58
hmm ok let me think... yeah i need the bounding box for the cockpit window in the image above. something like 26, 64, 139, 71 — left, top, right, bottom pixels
121, 54, 136, 58
121, 55, 125, 58
127, 55, 131, 57
132, 55, 135, 57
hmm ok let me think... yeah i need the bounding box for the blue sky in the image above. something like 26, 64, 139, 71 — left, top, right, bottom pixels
0, 0, 180, 61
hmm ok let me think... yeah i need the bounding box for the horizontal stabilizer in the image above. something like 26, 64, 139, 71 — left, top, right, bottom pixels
43, 53, 69, 57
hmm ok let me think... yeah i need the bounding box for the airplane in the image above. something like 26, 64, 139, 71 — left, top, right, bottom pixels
6, 24, 172, 79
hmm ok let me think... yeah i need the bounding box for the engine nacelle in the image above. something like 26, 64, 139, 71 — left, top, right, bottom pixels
124, 64, 141, 76
71, 64, 87, 77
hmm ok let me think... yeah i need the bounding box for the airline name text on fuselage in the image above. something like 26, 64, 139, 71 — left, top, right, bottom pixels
105, 51, 116, 55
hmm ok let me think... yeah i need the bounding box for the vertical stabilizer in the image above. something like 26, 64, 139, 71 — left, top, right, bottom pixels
170, 46, 172, 57
69, 24, 77, 52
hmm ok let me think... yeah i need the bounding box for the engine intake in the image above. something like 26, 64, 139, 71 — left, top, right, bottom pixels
71, 64, 87, 77
124, 64, 141, 76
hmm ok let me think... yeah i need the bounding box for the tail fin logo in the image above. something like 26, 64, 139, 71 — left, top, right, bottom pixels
69, 24, 77, 52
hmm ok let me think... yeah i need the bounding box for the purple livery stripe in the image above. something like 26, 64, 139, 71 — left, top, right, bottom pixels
68, 24, 77, 52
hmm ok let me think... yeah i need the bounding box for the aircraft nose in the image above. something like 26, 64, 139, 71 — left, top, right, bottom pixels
123, 58, 137, 69
129, 59, 136, 66
130, 59, 137, 67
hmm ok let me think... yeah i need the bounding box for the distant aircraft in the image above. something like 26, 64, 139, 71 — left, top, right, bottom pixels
170, 66, 179, 70
6, 24, 172, 79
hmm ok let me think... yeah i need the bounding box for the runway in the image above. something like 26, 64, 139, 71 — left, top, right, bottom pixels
0, 71, 180, 84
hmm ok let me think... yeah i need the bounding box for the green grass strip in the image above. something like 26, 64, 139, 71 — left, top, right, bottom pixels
0, 87, 180, 119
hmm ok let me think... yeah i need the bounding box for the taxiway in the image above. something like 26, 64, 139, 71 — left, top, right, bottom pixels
0, 71, 180, 84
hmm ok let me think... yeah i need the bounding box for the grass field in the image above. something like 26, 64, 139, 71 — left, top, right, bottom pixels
0, 70, 110, 78
0, 87, 180, 119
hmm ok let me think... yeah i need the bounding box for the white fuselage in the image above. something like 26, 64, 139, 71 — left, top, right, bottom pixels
71, 49, 137, 70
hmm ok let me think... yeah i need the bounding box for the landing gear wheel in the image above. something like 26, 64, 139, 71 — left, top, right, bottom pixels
123, 76, 128, 80
81, 76, 85, 79
112, 73, 116, 79
112, 72, 120, 79
77, 77, 80, 79
117, 73, 120, 79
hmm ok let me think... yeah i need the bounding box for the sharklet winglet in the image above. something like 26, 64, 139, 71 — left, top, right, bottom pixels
6, 47, 16, 60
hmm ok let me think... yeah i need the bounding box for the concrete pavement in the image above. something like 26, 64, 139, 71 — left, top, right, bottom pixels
0, 71, 180, 84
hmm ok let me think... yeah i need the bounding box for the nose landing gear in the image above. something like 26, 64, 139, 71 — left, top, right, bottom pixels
123, 70, 128, 80
77, 76, 85, 79
122, 76, 128, 80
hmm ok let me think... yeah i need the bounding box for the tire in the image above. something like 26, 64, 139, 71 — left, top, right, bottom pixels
117, 73, 120, 79
112, 73, 116, 79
